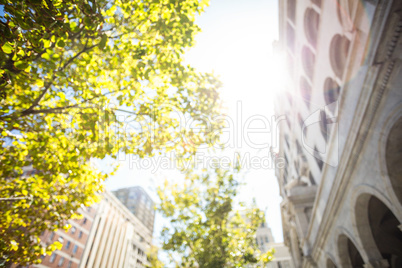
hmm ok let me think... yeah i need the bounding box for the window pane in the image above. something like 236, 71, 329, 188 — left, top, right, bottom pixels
58, 257, 64, 267
49, 253, 56, 263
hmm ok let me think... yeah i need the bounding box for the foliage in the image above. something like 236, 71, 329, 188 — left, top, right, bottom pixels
0, 0, 222, 265
157, 167, 274, 267
146, 245, 165, 268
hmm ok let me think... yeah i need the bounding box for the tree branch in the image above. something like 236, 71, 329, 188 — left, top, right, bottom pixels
21, 105, 96, 116
23, 43, 98, 114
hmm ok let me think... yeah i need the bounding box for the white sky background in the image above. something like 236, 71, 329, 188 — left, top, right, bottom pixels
104, 0, 286, 243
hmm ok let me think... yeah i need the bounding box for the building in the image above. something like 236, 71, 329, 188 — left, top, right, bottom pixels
10, 166, 98, 268
275, 0, 402, 267
25, 191, 151, 268
112, 186, 155, 233
27, 205, 97, 268
256, 223, 294, 268
256, 222, 275, 253
79, 191, 152, 268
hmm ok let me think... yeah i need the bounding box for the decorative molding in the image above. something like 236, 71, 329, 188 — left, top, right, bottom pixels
385, 18, 402, 59
309, 0, 398, 262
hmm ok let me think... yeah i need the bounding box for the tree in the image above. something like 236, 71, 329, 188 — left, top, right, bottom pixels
157, 166, 274, 267
146, 245, 165, 268
0, 0, 222, 265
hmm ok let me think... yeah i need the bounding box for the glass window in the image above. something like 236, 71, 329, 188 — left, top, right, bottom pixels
265, 236, 269, 243
58, 236, 64, 243
66, 241, 71, 249
78, 231, 83, 239
49, 253, 56, 263
58, 257, 64, 267
71, 227, 76, 234
83, 218, 87, 225
72, 245, 78, 254
49, 232, 55, 241
67, 261, 72, 268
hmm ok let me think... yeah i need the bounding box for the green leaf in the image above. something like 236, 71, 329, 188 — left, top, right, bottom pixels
98, 35, 107, 50
2, 42, 13, 54
0, 1, 225, 265
43, 39, 51, 48
41, 53, 51, 61
14, 61, 29, 70
57, 40, 65, 48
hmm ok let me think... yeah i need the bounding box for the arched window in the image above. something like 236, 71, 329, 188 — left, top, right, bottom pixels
287, 0, 296, 23
323, 77, 340, 112
386, 117, 402, 205
326, 258, 337, 268
329, 34, 350, 79
296, 139, 302, 154
285, 114, 291, 129
319, 110, 331, 142
355, 194, 402, 267
302, 46, 315, 80
338, 234, 365, 268
314, 146, 323, 171
300, 77, 312, 108
298, 113, 304, 128
368, 196, 402, 266
304, 8, 320, 47
284, 134, 290, 148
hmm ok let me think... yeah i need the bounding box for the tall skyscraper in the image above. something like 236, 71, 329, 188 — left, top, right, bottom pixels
79, 191, 152, 268
112, 186, 155, 233
275, 0, 402, 267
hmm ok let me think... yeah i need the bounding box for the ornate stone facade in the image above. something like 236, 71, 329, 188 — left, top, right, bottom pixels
276, 0, 402, 267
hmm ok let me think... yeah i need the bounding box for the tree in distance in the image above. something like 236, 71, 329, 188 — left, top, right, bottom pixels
158, 166, 275, 267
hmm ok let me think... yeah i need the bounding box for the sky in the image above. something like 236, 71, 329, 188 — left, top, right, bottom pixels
104, 0, 286, 243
